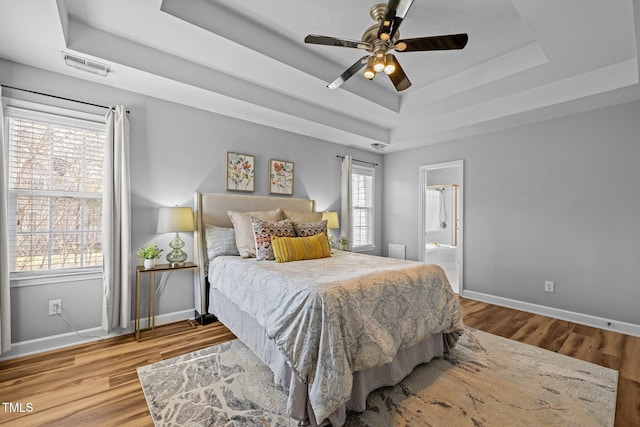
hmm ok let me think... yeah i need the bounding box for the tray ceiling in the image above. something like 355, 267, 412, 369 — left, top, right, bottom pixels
0, 0, 639, 152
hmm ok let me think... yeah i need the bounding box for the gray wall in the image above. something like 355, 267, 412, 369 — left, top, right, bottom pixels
383, 100, 640, 326
5, 56, 639, 348
1, 59, 383, 344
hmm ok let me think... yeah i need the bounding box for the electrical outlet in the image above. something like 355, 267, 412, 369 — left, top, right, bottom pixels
544, 281, 554, 293
48, 299, 62, 316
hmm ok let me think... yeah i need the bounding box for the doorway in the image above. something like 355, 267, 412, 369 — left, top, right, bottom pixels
419, 160, 463, 294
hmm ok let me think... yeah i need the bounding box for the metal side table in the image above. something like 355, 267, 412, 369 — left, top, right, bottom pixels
135, 262, 197, 341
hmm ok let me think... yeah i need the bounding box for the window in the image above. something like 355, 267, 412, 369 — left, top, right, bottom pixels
5, 102, 106, 274
351, 164, 375, 250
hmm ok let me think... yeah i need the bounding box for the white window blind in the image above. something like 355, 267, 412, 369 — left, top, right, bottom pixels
351, 164, 375, 249
5, 105, 106, 273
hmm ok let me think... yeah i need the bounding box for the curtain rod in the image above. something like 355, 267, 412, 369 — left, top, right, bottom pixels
336, 155, 378, 167
426, 184, 459, 189
1, 84, 129, 114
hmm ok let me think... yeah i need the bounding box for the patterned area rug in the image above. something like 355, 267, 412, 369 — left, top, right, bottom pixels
137, 327, 617, 426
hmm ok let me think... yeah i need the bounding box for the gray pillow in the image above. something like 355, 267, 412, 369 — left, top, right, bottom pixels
205, 225, 240, 260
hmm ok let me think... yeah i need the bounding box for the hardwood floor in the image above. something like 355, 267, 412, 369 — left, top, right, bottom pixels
0, 298, 638, 426
0, 321, 236, 426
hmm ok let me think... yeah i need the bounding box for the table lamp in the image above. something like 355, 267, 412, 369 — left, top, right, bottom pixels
157, 207, 194, 267
322, 211, 340, 248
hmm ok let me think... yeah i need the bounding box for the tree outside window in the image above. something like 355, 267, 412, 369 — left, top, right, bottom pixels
6, 107, 105, 273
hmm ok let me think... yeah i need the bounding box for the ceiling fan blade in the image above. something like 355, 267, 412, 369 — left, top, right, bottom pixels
304, 34, 369, 50
327, 56, 369, 89
396, 33, 468, 52
386, 55, 411, 92
378, 0, 415, 41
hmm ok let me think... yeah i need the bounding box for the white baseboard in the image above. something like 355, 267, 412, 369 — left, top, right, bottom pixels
462, 290, 640, 338
0, 309, 195, 361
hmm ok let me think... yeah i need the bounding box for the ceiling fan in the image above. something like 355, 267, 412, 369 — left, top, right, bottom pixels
304, 0, 468, 92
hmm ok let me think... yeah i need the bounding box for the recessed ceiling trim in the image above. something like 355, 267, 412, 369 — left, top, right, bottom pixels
65, 16, 390, 144
160, 0, 400, 111
101, 62, 389, 149
402, 42, 548, 112
392, 58, 640, 145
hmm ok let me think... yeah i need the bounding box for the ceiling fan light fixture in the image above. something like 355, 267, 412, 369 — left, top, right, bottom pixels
372, 53, 385, 73
383, 54, 396, 74
394, 41, 407, 52
363, 57, 376, 80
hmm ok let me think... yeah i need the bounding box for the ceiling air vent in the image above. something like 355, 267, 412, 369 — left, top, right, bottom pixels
62, 53, 110, 77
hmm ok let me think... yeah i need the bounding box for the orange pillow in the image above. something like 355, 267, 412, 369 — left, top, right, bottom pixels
271, 233, 331, 263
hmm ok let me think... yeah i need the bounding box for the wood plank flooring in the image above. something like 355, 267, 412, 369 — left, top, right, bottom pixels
0, 298, 638, 426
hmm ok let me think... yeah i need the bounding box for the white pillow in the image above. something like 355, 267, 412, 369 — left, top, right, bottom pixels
281, 209, 322, 223
227, 208, 282, 258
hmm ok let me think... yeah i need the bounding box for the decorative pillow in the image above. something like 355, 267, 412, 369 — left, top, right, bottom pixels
272, 233, 332, 263
282, 209, 322, 223
293, 220, 330, 250
292, 220, 328, 238
228, 209, 282, 258
251, 217, 295, 261
204, 225, 240, 260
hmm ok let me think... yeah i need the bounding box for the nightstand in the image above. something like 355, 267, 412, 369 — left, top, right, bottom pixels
135, 262, 197, 341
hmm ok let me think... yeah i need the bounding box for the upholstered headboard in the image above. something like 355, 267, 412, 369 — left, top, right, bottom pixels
192, 192, 316, 322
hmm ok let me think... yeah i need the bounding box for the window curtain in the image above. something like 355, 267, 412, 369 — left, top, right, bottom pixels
102, 106, 131, 333
340, 155, 352, 251
0, 87, 11, 354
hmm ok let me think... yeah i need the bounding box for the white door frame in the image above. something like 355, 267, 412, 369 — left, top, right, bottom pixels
418, 160, 464, 294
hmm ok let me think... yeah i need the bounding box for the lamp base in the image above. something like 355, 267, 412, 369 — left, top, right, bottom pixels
166, 233, 188, 266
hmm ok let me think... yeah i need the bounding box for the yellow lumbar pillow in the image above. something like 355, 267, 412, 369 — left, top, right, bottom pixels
272, 233, 332, 263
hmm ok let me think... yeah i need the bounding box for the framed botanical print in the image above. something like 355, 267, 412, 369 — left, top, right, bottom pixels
226, 152, 255, 192
269, 159, 294, 195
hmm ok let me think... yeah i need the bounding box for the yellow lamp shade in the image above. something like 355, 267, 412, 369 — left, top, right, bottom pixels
157, 207, 194, 233
322, 211, 340, 229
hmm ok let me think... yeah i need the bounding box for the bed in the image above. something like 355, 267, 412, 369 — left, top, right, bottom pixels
193, 192, 464, 426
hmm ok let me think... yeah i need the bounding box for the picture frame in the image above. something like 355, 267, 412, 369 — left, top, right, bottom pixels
269, 159, 294, 195
226, 152, 255, 192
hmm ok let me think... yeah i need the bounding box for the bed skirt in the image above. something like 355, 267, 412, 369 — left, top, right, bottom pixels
209, 288, 446, 426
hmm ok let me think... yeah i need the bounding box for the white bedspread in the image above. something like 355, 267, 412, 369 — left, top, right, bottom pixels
208, 250, 464, 424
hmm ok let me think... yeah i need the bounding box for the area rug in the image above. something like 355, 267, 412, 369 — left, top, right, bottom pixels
137, 327, 618, 426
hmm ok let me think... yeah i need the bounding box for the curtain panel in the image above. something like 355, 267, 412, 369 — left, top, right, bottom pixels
0, 87, 11, 354
340, 155, 353, 251
102, 106, 131, 333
